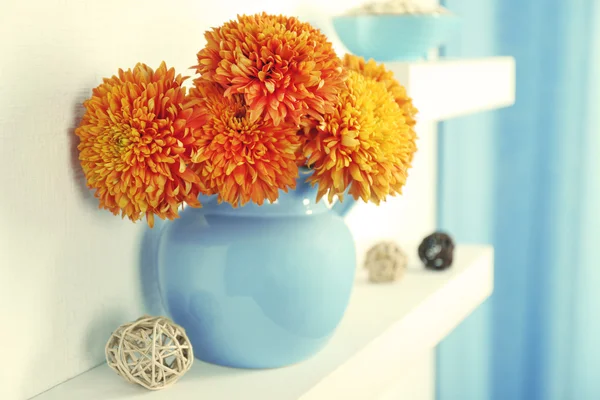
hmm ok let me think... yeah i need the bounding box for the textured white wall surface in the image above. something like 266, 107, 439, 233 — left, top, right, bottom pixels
0, 0, 436, 398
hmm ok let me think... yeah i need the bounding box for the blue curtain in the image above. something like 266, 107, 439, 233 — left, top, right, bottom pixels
437, 1, 600, 399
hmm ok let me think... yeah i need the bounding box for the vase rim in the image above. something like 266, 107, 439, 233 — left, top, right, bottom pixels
189, 171, 330, 217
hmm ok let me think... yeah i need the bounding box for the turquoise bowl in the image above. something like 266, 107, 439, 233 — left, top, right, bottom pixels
332, 14, 460, 61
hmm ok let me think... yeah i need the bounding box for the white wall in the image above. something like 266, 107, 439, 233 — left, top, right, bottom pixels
0, 1, 436, 398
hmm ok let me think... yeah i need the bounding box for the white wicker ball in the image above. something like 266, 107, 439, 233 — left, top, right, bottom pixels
364, 241, 408, 283
105, 315, 193, 390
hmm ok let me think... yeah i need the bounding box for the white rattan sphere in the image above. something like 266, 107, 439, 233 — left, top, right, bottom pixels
365, 241, 408, 283
105, 315, 193, 390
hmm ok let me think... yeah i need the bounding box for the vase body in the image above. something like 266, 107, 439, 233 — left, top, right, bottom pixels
156, 178, 356, 368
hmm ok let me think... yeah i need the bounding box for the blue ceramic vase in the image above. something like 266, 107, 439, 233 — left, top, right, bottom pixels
156, 173, 356, 368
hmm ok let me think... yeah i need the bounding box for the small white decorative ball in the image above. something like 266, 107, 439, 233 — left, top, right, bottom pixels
105, 315, 193, 390
365, 241, 408, 283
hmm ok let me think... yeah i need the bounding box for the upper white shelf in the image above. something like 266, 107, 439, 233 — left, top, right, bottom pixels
389, 57, 516, 121
34, 245, 493, 400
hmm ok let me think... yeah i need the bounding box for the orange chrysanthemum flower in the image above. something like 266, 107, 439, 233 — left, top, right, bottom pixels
75, 62, 203, 227
304, 70, 416, 204
195, 13, 346, 126
185, 80, 303, 206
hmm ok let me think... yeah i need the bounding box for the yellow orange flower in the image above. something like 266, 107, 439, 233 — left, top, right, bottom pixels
304, 70, 416, 204
195, 13, 346, 126
343, 54, 418, 128
75, 62, 203, 227
343, 55, 418, 166
185, 80, 302, 206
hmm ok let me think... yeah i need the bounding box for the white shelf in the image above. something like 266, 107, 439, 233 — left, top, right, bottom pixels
34, 245, 493, 400
389, 57, 516, 121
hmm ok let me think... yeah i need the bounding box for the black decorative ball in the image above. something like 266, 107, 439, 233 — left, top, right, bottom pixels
418, 232, 455, 270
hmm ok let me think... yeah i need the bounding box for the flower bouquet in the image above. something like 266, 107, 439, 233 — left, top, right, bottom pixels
76, 13, 417, 368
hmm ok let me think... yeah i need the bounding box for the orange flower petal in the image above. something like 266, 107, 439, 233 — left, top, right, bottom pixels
75, 62, 203, 226
185, 81, 302, 206
195, 13, 346, 126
